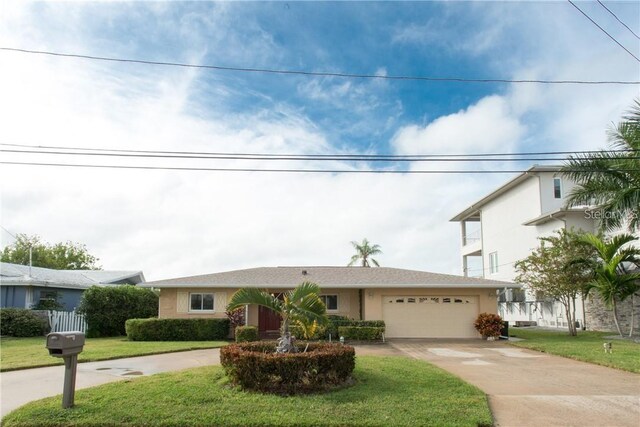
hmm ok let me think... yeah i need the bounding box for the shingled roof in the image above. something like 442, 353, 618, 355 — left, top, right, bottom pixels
0, 262, 145, 290
141, 266, 515, 289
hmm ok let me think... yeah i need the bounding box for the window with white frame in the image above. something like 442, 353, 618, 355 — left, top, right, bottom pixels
489, 252, 499, 274
553, 177, 562, 199
320, 294, 338, 311
190, 293, 214, 311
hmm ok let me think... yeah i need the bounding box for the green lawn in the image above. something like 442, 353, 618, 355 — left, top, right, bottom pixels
0, 337, 228, 372
2, 356, 492, 427
509, 328, 640, 373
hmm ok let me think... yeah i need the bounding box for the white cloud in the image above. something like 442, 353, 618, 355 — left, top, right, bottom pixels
391, 95, 525, 156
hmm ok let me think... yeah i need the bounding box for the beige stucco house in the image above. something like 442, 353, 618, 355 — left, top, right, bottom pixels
141, 266, 513, 339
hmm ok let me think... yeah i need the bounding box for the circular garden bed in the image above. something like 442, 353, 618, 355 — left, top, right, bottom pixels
220, 341, 356, 394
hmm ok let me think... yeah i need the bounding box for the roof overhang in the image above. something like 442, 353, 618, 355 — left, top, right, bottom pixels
450, 165, 562, 222
522, 207, 590, 226
141, 282, 520, 289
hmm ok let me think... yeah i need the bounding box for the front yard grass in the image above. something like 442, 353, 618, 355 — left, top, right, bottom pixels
2, 356, 493, 427
509, 328, 640, 373
0, 336, 228, 372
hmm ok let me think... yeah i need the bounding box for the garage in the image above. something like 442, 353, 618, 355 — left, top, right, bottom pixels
382, 295, 479, 338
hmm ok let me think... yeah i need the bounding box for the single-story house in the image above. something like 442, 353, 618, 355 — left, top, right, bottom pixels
141, 266, 514, 338
0, 262, 146, 310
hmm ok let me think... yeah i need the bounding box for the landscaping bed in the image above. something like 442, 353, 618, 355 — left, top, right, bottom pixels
2, 356, 493, 426
0, 336, 228, 371
509, 328, 640, 373
220, 341, 355, 394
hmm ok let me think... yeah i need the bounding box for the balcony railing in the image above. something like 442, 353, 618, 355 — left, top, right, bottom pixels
463, 229, 481, 246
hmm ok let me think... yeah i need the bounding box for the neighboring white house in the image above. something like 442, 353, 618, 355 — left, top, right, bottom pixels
450, 165, 598, 329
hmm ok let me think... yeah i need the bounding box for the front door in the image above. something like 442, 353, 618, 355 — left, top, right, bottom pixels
258, 305, 282, 338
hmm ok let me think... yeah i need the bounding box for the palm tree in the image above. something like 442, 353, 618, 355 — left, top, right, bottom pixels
579, 233, 640, 337
348, 238, 382, 267
562, 99, 640, 232
226, 281, 327, 353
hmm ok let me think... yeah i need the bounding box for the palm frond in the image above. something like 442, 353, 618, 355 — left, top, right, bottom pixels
227, 288, 281, 312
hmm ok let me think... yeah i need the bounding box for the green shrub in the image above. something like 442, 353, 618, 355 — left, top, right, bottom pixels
220, 341, 355, 394
235, 326, 259, 342
77, 286, 158, 337
325, 316, 385, 339
474, 312, 503, 338
290, 322, 326, 340
125, 318, 230, 341
0, 308, 49, 337
338, 326, 384, 341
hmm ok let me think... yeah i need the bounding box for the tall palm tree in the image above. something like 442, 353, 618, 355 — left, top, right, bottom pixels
562, 99, 640, 232
579, 233, 640, 337
348, 238, 382, 267
226, 281, 327, 353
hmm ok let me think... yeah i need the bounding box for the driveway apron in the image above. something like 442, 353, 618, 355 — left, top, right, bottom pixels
1, 348, 220, 418
390, 339, 640, 427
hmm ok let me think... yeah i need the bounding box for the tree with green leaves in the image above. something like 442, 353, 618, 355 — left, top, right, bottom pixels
515, 229, 596, 336
347, 238, 382, 267
1, 234, 100, 270
579, 233, 640, 337
226, 282, 327, 353
562, 99, 640, 232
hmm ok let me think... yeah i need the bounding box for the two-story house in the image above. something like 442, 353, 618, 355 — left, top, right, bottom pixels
450, 165, 598, 329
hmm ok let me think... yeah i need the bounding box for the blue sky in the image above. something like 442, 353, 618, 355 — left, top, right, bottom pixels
1, 1, 638, 279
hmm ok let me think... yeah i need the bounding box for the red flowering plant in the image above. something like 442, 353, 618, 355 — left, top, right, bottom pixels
474, 312, 504, 338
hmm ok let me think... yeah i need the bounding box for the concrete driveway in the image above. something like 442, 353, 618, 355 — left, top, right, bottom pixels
390, 339, 640, 427
1, 348, 220, 418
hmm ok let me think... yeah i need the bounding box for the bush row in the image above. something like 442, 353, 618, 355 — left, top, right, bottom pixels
325, 316, 385, 339
235, 326, 259, 342
125, 318, 229, 341
220, 341, 355, 394
0, 308, 49, 337
338, 326, 384, 340
78, 286, 159, 337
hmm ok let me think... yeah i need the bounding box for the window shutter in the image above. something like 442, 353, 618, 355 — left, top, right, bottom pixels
340, 292, 350, 313
177, 292, 189, 313
214, 292, 227, 312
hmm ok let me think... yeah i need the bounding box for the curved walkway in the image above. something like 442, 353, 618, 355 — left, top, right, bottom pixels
390, 339, 640, 427
1, 348, 220, 418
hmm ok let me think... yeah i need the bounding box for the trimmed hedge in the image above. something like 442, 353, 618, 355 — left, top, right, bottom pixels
220, 341, 355, 394
125, 318, 230, 341
0, 308, 49, 337
235, 326, 259, 342
338, 326, 384, 341
326, 316, 385, 339
77, 286, 158, 337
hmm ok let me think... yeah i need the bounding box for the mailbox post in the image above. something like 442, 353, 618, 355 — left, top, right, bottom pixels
45, 331, 85, 409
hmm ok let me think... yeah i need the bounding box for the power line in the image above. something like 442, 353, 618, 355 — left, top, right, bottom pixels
3, 148, 640, 163
2, 161, 639, 174
597, 0, 640, 40
1, 46, 639, 85
567, 0, 640, 62
0, 226, 18, 240
2, 143, 638, 159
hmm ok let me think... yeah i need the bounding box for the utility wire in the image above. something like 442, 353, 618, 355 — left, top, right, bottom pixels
3, 148, 640, 163
0, 226, 18, 240
597, 0, 640, 40
2, 161, 639, 174
1, 143, 638, 159
1, 47, 639, 85
567, 0, 640, 62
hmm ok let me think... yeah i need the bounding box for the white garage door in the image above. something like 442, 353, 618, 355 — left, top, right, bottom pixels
383, 296, 479, 338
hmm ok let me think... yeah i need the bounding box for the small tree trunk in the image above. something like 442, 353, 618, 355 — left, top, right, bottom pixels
612, 300, 623, 337
629, 293, 635, 338
571, 296, 577, 336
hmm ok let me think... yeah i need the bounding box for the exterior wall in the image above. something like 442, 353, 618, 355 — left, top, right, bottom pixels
363, 287, 496, 320
585, 293, 640, 334
1, 286, 27, 308
480, 175, 545, 282
158, 287, 360, 321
